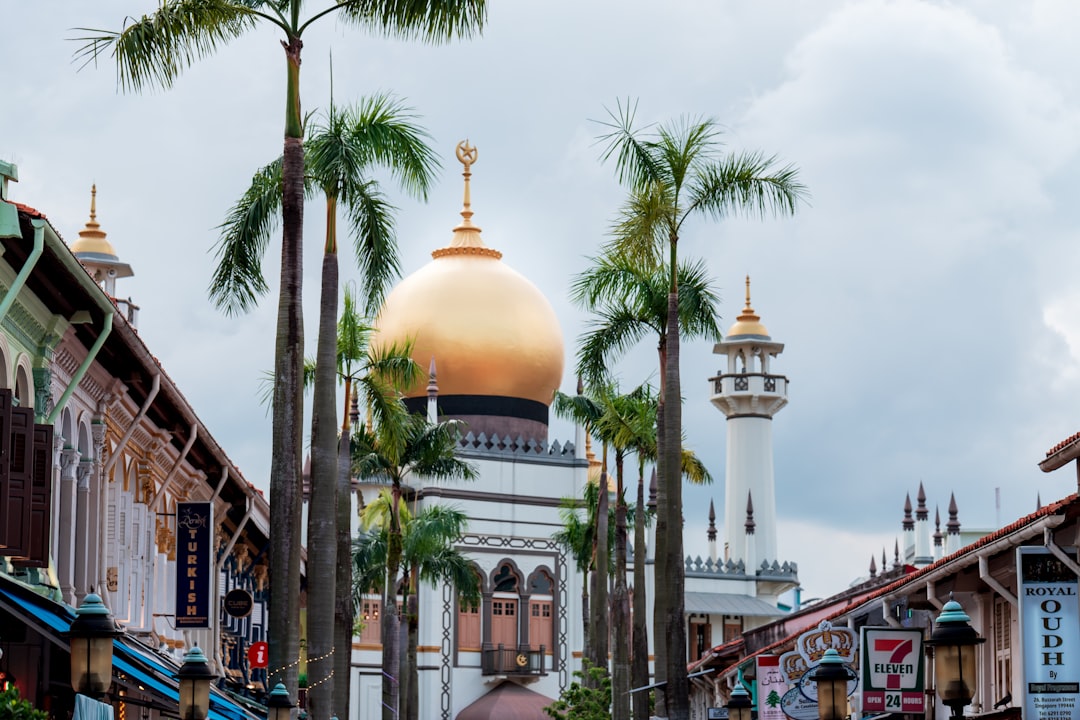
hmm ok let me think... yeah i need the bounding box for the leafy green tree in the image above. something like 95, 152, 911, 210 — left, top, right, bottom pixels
0, 687, 46, 720
767, 690, 781, 707
543, 661, 612, 720
214, 94, 437, 716
551, 481, 600, 672
354, 491, 480, 720
597, 101, 805, 719
352, 412, 477, 718
75, 3, 486, 705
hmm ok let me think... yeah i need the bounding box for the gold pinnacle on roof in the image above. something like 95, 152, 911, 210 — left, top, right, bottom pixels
433, 140, 501, 260
71, 184, 119, 259
725, 275, 770, 338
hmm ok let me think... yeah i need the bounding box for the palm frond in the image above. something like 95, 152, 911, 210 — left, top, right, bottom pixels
605, 181, 674, 267
344, 180, 401, 315
334, 0, 487, 43
687, 151, 808, 224
208, 157, 282, 315
72, 0, 262, 92
594, 98, 666, 190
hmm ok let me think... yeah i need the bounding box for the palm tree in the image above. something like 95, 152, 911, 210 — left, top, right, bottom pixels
596, 102, 805, 719
355, 492, 481, 720
213, 94, 437, 716
551, 487, 597, 672
332, 284, 420, 716
572, 252, 719, 715
74, 2, 486, 700
352, 412, 477, 719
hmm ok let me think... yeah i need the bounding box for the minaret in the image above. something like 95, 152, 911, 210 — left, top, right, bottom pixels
901, 493, 914, 562
933, 507, 943, 561
707, 500, 717, 564
710, 278, 787, 567
914, 483, 931, 566
946, 493, 962, 554
70, 185, 134, 298
427, 358, 439, 424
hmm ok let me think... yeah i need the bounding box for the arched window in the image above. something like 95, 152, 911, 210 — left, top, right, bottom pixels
490, 562, 520, 649
456, 566, 483, 653
527, 568, 554, 656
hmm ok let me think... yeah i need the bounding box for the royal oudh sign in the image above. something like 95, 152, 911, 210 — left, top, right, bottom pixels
175, 501, 213, 628
1018, 546, 1080, 720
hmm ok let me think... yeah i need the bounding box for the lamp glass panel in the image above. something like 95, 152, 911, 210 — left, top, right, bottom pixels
179, 677, 211, 720
270, 707, 291, 720
70, 636, 113, 695
818, 678, 847, 720
935, 643, 976, 703
732, 705, 753, 720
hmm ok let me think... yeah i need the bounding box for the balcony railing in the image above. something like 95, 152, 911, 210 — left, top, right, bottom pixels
481, 644, 548, 676
710, 373, 787, 396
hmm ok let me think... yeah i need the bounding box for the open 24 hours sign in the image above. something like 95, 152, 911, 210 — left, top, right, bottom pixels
860, 628, 926, 714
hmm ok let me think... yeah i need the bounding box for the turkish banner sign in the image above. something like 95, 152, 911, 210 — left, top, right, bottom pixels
175, 501, 213, 628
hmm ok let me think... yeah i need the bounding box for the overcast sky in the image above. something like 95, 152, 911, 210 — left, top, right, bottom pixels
5, 0, 1080, 600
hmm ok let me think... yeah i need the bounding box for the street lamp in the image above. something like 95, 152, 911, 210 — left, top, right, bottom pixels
927, 597, 985, 718
726, 679, 754, 720
808, 649, 855, 720
177, 646, 217, 720
266, 682, 294, 720
67, 594, 120, 699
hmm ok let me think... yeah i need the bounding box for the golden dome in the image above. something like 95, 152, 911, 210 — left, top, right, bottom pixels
70, 185, 119, 259
373, 142, 564, 406
726, 276, 770, 339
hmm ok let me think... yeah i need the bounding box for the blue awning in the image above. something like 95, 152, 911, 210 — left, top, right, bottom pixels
0, 575, 263, 720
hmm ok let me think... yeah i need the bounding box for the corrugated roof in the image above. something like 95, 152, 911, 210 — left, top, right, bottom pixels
684, 592, 789, 617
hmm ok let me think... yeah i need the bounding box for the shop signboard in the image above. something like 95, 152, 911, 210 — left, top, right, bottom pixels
1018, 546, 1080, 720
175, 501, 213, 628
860, 627, 925, 713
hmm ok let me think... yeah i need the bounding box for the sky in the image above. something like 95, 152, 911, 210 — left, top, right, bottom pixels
5, 0, 1080, 601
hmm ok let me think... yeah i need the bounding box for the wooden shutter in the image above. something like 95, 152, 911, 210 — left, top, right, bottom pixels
2, 406, 34, 556
0, 389, 11, 549
13, 423, 54, 567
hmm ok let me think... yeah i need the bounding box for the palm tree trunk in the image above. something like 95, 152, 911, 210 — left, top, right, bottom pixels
307, 198, 339, 720
581, 576, 591, 675
662, 273, 689, 718
268, 32, 305, 697
611, 451, 631, 720
383, 484, 403, 720
591, 451, 610, 677
632, 461, 650, 720
652, 342, 668, 714
406, 578, 420, 720
334, 380, 355, 716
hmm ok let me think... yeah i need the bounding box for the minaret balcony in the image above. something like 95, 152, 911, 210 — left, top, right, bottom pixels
710, 373, 788, 398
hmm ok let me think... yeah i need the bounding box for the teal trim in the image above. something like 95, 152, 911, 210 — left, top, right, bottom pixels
0, 218, 45, 321
46, 313, 113, 425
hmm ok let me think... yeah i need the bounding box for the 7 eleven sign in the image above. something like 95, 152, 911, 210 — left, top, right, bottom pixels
860, 628, 926, 713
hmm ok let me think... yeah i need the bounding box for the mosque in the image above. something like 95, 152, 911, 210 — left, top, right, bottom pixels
348, 142, 800, 718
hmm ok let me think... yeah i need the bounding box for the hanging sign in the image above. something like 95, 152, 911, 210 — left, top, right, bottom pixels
248, 641, 269, 669
757, 654, 788, 720
224, 588, 254, 618
779, 621, 858, 719
175, 501, 213, 628
860, 628, 925, 713
1018, 546, 1080, 720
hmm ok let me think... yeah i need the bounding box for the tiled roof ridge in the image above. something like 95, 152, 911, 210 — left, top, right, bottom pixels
707, 492, 1080, 678
11, 201, 46, 220
1047, 431, 1080, 457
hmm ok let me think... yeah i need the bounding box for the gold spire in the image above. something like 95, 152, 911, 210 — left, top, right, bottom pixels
71, 184, 119, 258
433, 140, 501, 260
725, 274, 770, 339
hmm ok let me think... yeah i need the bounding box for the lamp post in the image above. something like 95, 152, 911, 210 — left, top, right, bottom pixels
726, 680, 754, 720
177, 646, 217, 720
927, 597, 985, 719
267, 682, 294, 720
808, 649, 855, 720
67, 594, 120, 700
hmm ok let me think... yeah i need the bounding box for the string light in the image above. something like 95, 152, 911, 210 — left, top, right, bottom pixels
267, 647, 335, 679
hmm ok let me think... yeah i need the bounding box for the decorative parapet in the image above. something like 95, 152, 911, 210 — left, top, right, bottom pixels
455, 432, 581, 466
682, 555, 799, 581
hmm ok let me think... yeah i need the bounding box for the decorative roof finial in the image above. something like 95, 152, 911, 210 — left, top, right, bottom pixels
902, 493, 914, 530
916, 482, 928, 520
933, 507, 943, 547
455, 140, 478, 228
90, 184, 98, 223
707, 500, 717, 542
745, 275, 752, 308
869, 554, 877, 578
436, 141, 500, 259
427, 357, 439, 396
745, 491, 755, 535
